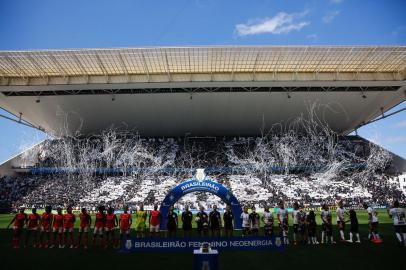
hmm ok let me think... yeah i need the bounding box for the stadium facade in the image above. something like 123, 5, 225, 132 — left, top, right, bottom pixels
0, 46, 405, 176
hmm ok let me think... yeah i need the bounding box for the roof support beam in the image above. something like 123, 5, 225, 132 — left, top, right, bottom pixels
117, 51, 130, 83
140, 52, 150, 82
4, 55, 28, 79
336, 47, 354, 78
188, 49, 192, 82
314, 47, 331, 80
164, 51, 171, 82
94, 52, 109, 83
252, 51, 260, 81
1, 72, 404, 87
71, 53, 90, 84
1, 85, 401, 97
48, 54, 69, 79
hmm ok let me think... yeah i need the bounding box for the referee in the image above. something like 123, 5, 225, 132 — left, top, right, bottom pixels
166, 206, 178, 238
196, 206, 209, 237
181, 205, 193, 238
209, 205, 221, 237
223, 205, 234, 237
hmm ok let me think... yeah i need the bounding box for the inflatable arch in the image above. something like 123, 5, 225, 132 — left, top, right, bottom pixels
159, 179, 243, 230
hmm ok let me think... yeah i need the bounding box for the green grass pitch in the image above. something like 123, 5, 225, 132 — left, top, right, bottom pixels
0, 209, 403, 270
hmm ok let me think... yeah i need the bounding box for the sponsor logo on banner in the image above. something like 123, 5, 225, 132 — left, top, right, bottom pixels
180, 181, 220, 193
125, 239, 132, 250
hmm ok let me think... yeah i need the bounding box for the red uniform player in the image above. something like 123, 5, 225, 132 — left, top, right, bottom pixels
50, 207, 64, 248
149, 204, 161, 237
39, 205, 53, 248
25, 207, 41, 247
63, 206, 76, 248
119, 205, 132, 247
105, 207, 118, 248
7, 207, 27, 248
77, 208, 91, 249
93, 205, 106, 247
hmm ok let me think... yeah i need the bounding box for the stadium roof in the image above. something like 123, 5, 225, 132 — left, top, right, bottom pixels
0, 46, 405, 85
0, 46, 405, 137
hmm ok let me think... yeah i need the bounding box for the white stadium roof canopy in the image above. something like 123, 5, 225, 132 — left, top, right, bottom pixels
0, 46, 405, 84
0, 46, 405, 136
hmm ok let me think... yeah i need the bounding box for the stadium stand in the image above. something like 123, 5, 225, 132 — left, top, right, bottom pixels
0, 135, 404, 212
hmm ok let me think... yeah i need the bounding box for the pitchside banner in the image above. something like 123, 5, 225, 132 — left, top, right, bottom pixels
119, 236, 284, 253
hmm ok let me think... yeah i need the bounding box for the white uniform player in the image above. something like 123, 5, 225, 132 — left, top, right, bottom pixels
388, 201, 406, 246
336, 208, 346, 223
292, 202, 301, 244
367, 206, 380, 240
321, 204, 335, 244
277, 201, 289, 244
263, 210, 274, 236
336, 201, 347, 241
241, 208, 250, 236
367, 207, 379, 223
278, 209, 289, 225
241, 212, 250, 227
263, 211, 273, 225
389, 208, 405, 225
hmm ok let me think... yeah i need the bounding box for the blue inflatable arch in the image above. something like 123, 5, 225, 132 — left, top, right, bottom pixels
159, 179, 242, 230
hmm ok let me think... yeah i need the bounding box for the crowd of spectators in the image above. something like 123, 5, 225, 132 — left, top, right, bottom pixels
1, 135, 404, 212
0, 172, 404, 212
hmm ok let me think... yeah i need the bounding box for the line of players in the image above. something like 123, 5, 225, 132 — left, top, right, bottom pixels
240, 200, 405, 246
7, 199, 406, 249
7, 205, 133, 249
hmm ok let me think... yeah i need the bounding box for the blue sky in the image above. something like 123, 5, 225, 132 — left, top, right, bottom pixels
0, 0, 405, 162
